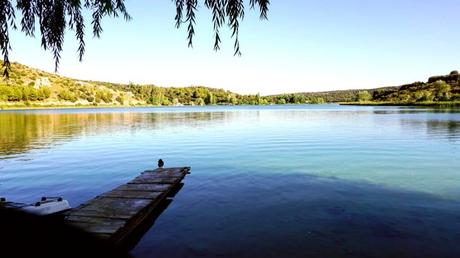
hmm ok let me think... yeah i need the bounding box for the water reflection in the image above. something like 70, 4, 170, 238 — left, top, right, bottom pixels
426, 120, 460, 140
400, 119, 460, 140
372, 107, 460, 117
0, 111, 238, 158
1, 106, 460, 158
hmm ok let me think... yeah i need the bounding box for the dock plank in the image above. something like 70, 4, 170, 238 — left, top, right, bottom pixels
69, 198, 152, 219
114, 183, 171, 192
129, 177, 180, 184
65, 215, 127, 224
142, 167, 188, 176
100, 190, 162, 200
64, 167, 190, 246
135, 174, 184, 180
66, 217, 126, 234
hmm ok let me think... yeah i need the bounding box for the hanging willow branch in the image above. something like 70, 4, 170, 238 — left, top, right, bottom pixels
0, 0, 269, 77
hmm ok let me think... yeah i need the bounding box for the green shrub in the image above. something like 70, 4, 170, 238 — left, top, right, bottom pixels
95, 90, 113, 103
433, 80, 451, 101
452, 94, 460, 101
58, 89, 77, 102
0, 85, 12, 101
309, 97, 325, 104
414, 91, 424, 101
194, 97, 205, 106
9, 87, 23, 101
116, 95, 124, 104
161, 98, 171, 106
37, 88, 51, 100
357, 91, 372, 102
86, 96, 95, 102
418, 90, 435, 102
277, 99, 286, 104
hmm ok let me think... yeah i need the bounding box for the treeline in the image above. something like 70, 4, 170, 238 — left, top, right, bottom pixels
108, 85, 329, 105
0, 61, 333, 106
356, 71, 460, 103
108, 84, 239, 105
274, 71, 460, 104
1, 61, 459, 107
279, 89, 366, 103
0, 85, 51, 101
264, 94, 326, 104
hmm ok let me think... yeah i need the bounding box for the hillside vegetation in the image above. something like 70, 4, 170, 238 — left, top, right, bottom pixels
1, 61, 459, 108
0, 61, 335, 108
367, 71, 460, 104
339, 71, 460, 105
0, 62, 252, 108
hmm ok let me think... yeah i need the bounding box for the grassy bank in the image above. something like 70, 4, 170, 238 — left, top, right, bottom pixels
0, 102, 157, 111
0, 102, 262, 111
339, 101, 460, 107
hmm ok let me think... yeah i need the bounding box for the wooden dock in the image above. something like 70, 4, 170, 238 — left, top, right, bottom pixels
63, 167, 190, 247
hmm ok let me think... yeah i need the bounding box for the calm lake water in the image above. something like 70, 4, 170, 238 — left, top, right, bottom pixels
1, 105, 460, 257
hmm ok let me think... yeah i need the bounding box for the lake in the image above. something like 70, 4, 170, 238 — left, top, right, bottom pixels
1, 105, 460, 258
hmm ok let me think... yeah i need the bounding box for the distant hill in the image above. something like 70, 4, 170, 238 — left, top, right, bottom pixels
0, 61, 259, 108
269, 71, 460, 105
368, 71, 460, 103
1, 61, 459, 108
269, 86, 399, 103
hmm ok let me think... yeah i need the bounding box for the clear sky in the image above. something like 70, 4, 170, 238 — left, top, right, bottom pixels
8, 0, 460, 95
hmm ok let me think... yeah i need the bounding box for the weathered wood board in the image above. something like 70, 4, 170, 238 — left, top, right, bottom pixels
114, 183, 171, 192
101, 190, 162, 200
64, 167, 190, 246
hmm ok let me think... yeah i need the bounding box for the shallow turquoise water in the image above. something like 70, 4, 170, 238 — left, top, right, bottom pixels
1, 105, 460, 257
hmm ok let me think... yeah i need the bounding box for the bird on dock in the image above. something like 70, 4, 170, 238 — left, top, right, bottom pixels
158, 159, 164, 168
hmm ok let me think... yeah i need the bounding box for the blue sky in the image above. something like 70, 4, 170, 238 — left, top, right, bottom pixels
8, 0, 460, 95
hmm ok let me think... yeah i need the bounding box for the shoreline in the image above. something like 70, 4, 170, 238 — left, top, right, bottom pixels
339, 101, 460, 107
1, 101, 460, 111
0, 104, 162, 111
0, 103, 326, 111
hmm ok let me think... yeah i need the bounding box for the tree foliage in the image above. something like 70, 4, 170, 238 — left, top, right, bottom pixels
0, 61, 334, 106
357, 91, 372, 102
0, 0, 270, 77
3, 62, 459, 107
369, 73, 460, 104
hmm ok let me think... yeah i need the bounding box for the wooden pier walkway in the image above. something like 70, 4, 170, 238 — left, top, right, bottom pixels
63, 167, 190, 246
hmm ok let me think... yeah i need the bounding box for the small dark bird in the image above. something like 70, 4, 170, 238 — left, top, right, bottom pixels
158, 159, 164, 168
